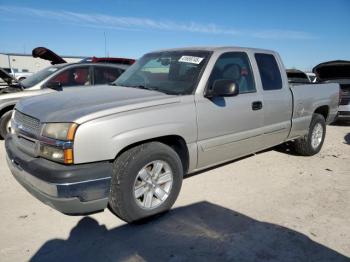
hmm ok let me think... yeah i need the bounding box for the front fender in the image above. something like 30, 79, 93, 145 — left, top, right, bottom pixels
73, 96, 197, 164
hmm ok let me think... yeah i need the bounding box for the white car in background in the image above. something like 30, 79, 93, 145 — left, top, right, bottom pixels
2, 67, 33, 81
306, 72, 317, 83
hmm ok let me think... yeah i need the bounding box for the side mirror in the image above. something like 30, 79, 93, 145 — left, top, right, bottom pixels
206, 79, 239, 97
46, 81, 62, 91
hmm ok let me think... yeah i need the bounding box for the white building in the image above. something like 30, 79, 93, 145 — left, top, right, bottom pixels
0, 53, 86, 74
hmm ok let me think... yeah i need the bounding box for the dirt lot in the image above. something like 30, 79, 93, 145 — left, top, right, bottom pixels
0, 124, 349, 262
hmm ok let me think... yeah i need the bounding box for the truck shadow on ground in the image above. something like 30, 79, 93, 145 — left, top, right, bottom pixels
273, 142, 300, 156
30, 202, 349, 262
331, 120, 350, 127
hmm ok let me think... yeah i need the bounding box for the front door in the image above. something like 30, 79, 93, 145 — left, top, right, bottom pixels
196, 52, 264, 169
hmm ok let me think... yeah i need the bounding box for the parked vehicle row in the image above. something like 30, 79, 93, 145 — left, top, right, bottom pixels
5, 46, 339, 223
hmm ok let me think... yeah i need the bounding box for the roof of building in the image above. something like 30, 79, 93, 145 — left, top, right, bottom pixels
0, 52, 86, 59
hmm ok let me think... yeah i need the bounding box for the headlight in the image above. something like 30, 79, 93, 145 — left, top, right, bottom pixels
39, 144, 73, 164
42, 123, 78, 141
40, 123, 77, 164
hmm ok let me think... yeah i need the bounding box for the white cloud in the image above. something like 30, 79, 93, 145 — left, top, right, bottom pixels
0, 6, 315, 39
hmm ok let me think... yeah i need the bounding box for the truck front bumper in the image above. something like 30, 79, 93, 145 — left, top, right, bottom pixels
5, 135, 113, 215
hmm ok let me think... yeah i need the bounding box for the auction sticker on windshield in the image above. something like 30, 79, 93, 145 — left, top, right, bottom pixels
178, 56, 204, 64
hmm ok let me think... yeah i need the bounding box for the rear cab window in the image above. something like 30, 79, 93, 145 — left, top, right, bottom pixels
255, 53, 282, 91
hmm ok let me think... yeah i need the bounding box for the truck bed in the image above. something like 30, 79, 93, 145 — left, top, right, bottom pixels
288, 83, 339, 139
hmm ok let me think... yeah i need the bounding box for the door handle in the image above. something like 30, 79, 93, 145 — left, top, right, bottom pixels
252, 101, 263, 111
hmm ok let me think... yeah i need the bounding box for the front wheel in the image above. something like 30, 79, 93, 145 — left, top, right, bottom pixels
0, 110, 13, 139
108, 142, 183, 223
294, 113, 326, 156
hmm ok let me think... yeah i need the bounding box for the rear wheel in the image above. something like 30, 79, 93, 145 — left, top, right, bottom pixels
0, 110, 13, 139
294, 113, 326, 156
108, 142, 183, 223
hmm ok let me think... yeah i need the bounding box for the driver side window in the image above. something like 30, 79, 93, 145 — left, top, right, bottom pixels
208, 52, 256, 94
46, 66, 91, 88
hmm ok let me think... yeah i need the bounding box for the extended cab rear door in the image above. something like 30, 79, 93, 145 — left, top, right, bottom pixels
253, 53, 293, 147
195, 51, 264, 169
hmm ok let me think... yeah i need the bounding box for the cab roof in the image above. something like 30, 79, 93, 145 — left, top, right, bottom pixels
152, 46, 276, 54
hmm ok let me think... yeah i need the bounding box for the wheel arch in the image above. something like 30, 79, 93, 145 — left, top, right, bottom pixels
114, 135, 190, 174
314, 105, 329, 121
0, 104, 15, 119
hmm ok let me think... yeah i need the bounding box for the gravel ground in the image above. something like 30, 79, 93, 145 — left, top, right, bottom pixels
0, 124, 349, 262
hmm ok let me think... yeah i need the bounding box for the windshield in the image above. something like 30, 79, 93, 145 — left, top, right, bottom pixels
113, 51, 211, 95
20, 66, 61, 88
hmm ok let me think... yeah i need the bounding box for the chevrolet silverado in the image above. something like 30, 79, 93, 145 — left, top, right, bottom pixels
5, 47, 339, 222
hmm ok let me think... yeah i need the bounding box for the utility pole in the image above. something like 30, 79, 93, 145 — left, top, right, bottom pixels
104, 32, 107, 57
7, 54, 12, 69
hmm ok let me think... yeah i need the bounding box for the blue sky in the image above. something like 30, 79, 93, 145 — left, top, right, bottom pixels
0, 0, 349, 70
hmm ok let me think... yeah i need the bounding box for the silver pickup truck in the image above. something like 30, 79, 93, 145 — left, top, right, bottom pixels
5, 47, 339, 223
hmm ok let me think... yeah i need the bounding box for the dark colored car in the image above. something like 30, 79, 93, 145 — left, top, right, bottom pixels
313, 60, 350, 121
33, 47, 136, 66
286, 69, 311, 85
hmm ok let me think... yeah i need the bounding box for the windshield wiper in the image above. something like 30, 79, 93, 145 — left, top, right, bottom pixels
110, 83, 176, 95
108, 83, 144, 89
147, 86, 179, 95
133, 85, 175, 95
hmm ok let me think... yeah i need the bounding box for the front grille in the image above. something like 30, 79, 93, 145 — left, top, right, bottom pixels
16, 136, 38, 156
14, 110, 41, 136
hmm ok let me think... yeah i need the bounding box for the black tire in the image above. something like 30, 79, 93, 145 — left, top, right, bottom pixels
294, 113, 326, 156
109, 142, 183, 223
0, 110, 13, 139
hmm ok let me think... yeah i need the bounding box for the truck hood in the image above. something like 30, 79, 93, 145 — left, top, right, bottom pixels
313, 60, 350, 81
32, 47, 67, 65
0, 86, 23, 95
16, 85, 179, 123
0, 88, 53, 100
